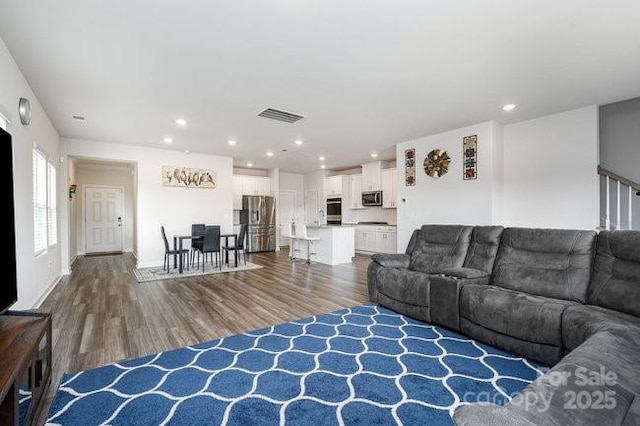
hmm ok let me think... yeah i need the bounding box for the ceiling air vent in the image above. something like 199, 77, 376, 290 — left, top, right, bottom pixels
258, 108, 305, 123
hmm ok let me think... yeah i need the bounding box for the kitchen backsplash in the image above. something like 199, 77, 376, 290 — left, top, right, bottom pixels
342, 205, 397, 225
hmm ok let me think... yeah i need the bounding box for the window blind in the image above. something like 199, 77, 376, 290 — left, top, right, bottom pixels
33, 150, 47, 254
47, 162, 57, 247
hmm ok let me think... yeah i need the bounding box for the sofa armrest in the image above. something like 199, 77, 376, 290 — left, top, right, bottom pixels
442, 267, 489, 280
371, 253, 410, 269
453, 404, 536, 426
430, 271, 489, 331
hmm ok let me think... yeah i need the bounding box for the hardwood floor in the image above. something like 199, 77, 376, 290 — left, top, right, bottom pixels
36, 250, 371, 424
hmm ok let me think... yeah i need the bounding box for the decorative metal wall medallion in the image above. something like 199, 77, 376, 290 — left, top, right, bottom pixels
423, 149, 451, 178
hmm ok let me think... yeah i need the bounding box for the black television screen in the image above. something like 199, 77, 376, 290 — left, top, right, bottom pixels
0, 127, 17, 314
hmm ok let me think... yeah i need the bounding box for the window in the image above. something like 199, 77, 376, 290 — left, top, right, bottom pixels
33, 149, 57, 255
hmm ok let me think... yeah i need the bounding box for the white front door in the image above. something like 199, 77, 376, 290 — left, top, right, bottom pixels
305, 190, 319, 226
85, 186, 123, 253
278, 190, 295, 247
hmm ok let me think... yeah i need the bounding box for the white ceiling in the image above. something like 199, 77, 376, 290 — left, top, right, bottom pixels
1, 0, 639, 173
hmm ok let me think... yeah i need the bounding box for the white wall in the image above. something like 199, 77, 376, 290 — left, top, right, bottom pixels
396, 121, 502, 251
503, 106, 599, 229
599, 96, 640, 183
60, 139, 234, 268
0, 37, 62, 309
74, 163, 135, 254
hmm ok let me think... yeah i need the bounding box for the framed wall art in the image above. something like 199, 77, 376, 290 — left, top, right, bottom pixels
405, 148, 416, 186
463, 135, 477, 180
162, 166, 217, 188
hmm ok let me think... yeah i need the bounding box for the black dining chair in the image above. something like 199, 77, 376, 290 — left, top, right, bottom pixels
161, 226, 189, 273
197, 225, 221, 271
190, 223, 206, 267
222, 224, 248, 266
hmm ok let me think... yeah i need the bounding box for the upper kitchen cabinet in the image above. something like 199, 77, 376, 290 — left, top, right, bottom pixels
323, 175, 346, 197
243, 176, 271, 195
361, 161, 383, 191
381, 168, 397, 208
349, 175, 364, 209
233, 175, 271, 209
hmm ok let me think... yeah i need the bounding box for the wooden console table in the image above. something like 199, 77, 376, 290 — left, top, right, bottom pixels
0, 311, 52, 426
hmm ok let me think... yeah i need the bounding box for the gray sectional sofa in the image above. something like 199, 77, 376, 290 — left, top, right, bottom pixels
367, 225, 640, 425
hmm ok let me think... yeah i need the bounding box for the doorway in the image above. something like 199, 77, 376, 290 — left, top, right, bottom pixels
278, 190, 295, 247
84, 186, 124, 253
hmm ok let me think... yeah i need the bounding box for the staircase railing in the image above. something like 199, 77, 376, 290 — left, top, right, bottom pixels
598, 165, 640, 230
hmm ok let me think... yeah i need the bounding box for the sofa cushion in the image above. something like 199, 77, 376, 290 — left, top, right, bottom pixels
491, 227, 597, 302
408, 225, 473, 273
463, 225, 504, 273
460, 284, 576, 347
562, 304, 640, 351
588, 230, 640, 317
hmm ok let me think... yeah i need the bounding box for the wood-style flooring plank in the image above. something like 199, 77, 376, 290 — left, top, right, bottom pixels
35, 250, 371, 425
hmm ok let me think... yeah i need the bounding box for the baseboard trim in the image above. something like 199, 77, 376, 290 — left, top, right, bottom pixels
32, 275, 63, 308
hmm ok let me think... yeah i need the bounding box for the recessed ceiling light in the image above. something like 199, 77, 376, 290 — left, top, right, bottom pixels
502, 103, 517, 112
175, 118, 187, 126
183, 149, 191, 153
371, 152, 378, 158
295, 140, 303, 146
247, 162, 253, 167
266, 151, 274, 157
228, 140, 237, 146
163, 137, 173, 144
320, 164, 326, 169
319, 156, 325, 161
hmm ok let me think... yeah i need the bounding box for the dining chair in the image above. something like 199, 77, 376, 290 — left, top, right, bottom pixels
190, 223, 206, 266
197, 225, 221, 271
161, 226, 189, 273
222, 224, 248, 266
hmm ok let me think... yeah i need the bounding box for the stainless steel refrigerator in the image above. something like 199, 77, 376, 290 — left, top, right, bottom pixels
240, 195, 277, 252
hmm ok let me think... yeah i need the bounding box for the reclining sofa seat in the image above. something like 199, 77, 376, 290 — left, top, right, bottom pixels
454, 230, 640, 426
562, 230, 640, 351
459, 227, 598, 365
367, 224, 474, 323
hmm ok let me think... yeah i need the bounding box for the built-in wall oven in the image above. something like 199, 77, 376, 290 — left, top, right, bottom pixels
326, 197, 342, 225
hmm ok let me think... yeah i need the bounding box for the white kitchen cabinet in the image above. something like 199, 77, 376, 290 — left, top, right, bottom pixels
355, 225, 397, 253
349, 175, 364, 209
355, 228, 377, 252
233, 176, 271, 207
376, 226, 397, 253
240, 176, 271, 196
233, 176, 244, 210
382, 168, 397, 209
323, 175, 345, 197
254, 176, 271, 195
361, 161, 383, 192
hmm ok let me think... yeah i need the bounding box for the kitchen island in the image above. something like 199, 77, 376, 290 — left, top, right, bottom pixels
292, 225, 355, 265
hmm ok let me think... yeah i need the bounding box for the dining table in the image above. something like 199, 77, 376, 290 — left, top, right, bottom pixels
173, 234, 202, 274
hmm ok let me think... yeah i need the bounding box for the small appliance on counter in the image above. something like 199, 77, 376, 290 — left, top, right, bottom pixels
362, 191, 382, 206
326, 197, 342, 225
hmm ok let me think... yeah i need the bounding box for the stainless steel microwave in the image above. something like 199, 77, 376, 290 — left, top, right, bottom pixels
362, 191, 382, 206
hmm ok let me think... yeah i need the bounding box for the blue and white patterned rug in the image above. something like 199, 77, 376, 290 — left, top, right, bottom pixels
46, 305, 546, 425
